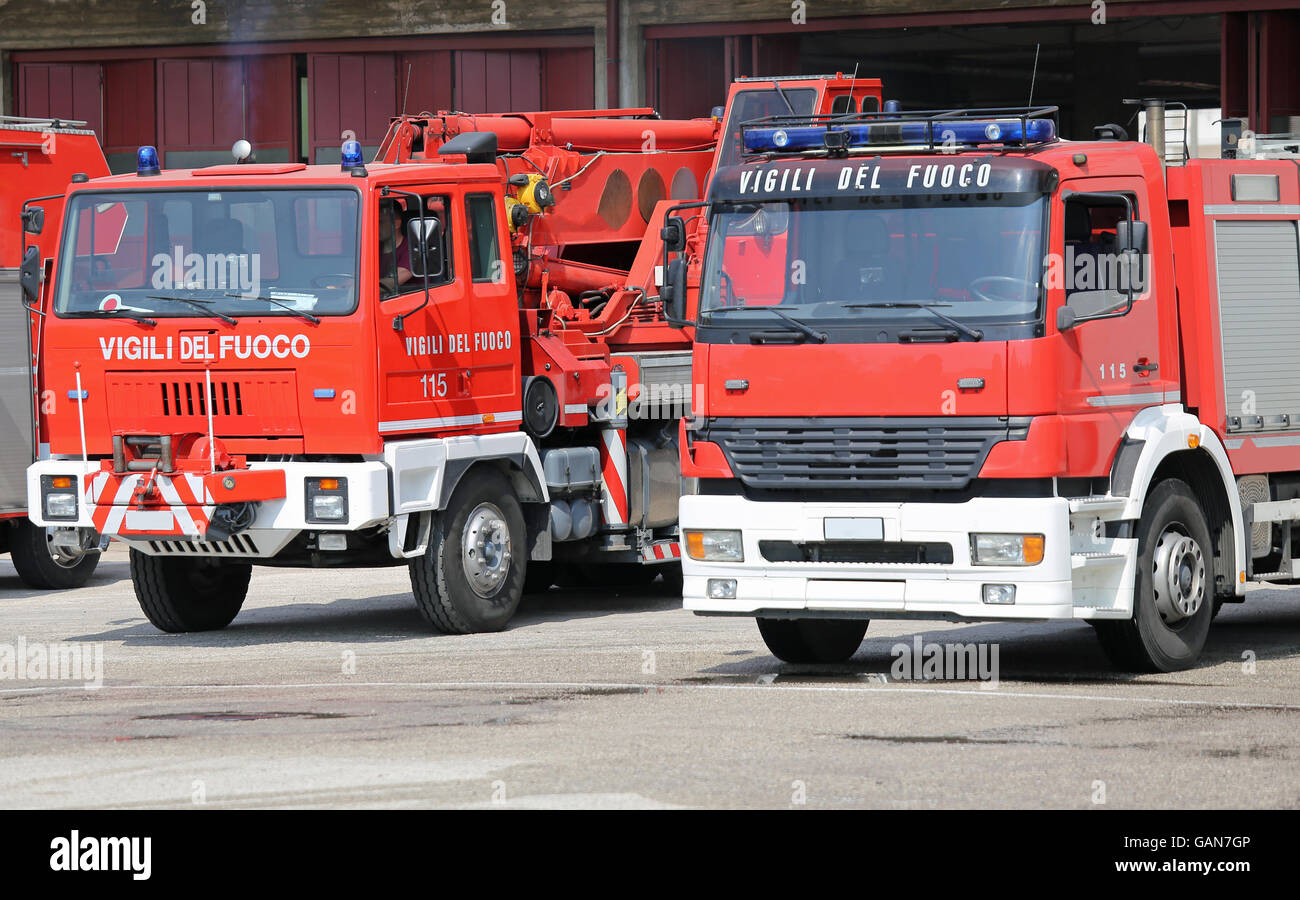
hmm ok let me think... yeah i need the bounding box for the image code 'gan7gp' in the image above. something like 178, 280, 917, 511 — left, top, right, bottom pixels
0, 0, 1296, 857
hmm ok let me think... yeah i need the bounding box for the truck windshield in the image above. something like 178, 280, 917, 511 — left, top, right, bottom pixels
697, 192, 1047, 340
54, 188, 360, 317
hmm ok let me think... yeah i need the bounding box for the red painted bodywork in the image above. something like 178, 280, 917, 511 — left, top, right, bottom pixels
689, 137, 1300, 484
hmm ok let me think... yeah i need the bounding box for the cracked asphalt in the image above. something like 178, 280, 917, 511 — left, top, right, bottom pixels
2, 545, 1298, 809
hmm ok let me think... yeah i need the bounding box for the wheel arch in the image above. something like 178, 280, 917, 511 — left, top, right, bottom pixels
1117, 406, 1245, 598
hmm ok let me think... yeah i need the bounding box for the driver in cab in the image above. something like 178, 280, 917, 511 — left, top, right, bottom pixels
379, 199, 412, 294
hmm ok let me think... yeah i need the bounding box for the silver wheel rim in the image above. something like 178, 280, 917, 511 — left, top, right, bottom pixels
461, 502, 512, 598
44, 530, 86, 569
1152, 526, 1205, 623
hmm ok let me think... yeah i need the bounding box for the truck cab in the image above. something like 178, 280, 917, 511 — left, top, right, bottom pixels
676, 104, 1297, 671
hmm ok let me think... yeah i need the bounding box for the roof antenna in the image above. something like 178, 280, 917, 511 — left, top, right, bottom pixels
1027, 43, 1041, 109
846, 62, 859, 117
400, 63, 413, 118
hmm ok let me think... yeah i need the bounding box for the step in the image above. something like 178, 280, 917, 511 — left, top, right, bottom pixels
1067, 496, 1129, 515
1071, 551, 1128, 570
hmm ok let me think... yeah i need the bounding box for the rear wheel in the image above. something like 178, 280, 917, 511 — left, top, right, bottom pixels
130, 550, 250, 632
1094, 479, 1213, 672
9, 520, 101, 590
757, 617, 868, 663
410, 469, 525, 633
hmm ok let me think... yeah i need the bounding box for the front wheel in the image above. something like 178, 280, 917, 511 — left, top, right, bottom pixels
410, 468, 525, 633
1094, 479, 1213, 672
130, 550, 250, 632
9, 520, 101, 590
757, 617, 868, 663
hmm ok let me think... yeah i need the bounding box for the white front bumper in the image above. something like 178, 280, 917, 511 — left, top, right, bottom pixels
680, 493, 1112, 621
27, 458, 391, 555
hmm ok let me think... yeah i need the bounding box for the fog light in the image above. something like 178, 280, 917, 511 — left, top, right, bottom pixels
44, 492, 77, 519
684, 529, 744, 562
707, 578, 737, 600
971, 533, 1045, 566
982, 584, 1016, 605
317, 532, 347, 551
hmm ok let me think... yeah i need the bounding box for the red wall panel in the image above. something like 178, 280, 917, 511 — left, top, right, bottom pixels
397, 50, 454, 116
309, 52, 396, 161
17, 62, 102, 137
542, 48, 594, 111
102, 60, 155, 153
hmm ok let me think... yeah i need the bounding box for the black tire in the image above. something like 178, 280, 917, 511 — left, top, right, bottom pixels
757, 617, 868, 663
410, 468, 525, 633
1093, 479, 1213, 672
130, 549, 250, 632
9, 520, 100, 590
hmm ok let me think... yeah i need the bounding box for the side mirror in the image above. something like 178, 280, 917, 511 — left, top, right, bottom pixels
661, 216, 687, 254
1115, 219, 1148, 253
407, 217, 443, 279
21, 205, 44, 236
1056, 305, 1076, 331
19, 246, 41, 304
662, 257, 688, 323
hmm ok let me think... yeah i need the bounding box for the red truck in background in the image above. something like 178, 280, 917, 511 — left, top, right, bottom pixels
2, 115, 108, 588
671, 97, 1300, 672
21, 74, 880, 634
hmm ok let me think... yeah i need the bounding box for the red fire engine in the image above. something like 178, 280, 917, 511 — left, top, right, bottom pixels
3, 116, 108, 588
23, 75, 880, 633
673, 98, 1300, 671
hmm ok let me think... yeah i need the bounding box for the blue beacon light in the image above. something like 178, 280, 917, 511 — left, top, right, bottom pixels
341, 140, 365, 170
136, 146, 161, 177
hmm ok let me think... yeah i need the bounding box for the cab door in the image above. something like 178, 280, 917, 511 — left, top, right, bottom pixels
374, 186, 478, 437
1053, 175, 1176, 474
462, 190, 522, 432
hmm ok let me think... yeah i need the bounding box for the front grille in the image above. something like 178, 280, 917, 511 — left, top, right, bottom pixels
706, 417, 1030, 490
146, 534, 261, 556
105, 371, 301, 435
760, 540, 954, 565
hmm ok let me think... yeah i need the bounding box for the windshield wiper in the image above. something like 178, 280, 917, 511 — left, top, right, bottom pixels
146, 294, 237, 325
843, 302, 984, 342
706, 305, 827, 343
224, 292, 321, 325
65, 308, 157, 327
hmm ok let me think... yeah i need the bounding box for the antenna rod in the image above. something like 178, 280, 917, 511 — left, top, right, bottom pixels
400, 63, 413, 117
1027, 43, 1041, 109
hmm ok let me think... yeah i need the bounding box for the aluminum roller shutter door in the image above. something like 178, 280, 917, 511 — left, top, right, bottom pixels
1216, 219, 1300, 429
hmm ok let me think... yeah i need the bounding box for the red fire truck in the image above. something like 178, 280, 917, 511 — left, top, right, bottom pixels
672, 99, 1300, 671
21, 75, 880, 633
2, 116, 108, 588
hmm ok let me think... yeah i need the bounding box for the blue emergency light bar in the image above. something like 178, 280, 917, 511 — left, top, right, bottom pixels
742, 106, 1059, 155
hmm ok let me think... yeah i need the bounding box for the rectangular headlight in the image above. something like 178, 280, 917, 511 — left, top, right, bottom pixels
305, 477, 348, 523
41, 475, 78, 520
684, 529, 743, 562
971, 533, 1044, 566
44, 492, 78, 519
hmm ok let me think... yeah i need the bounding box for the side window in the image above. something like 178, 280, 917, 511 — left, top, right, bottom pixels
465, 193, 502, 284
381, 194, 452, 298
1062, 192, 1143, 318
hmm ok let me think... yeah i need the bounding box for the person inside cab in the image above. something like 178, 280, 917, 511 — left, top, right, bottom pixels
379, 199, 412, 295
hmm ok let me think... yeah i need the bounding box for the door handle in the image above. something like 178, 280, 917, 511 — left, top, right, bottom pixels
1133, 361, 1158, 375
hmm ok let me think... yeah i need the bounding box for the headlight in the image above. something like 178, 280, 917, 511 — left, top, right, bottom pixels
684, 529, 744, 562
41, 475, 78, 520
305, 477, 348, 523
44, 493, 78, 519
970, 533, 1044, 566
